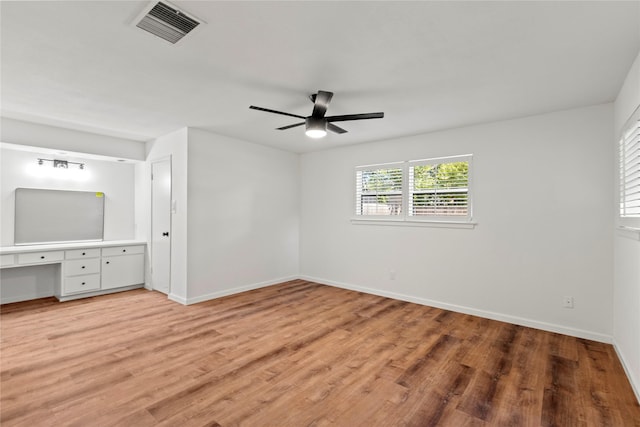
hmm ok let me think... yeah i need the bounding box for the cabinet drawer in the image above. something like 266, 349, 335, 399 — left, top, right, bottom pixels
1, 254, 15, 267
64, 274, 100, 294
17, 251, 64, 265
102, 245, 144, 257
66, 248, 100, 260
65, 258, 101, 276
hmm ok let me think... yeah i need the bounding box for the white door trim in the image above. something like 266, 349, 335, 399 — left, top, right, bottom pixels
150, 156, 172, 295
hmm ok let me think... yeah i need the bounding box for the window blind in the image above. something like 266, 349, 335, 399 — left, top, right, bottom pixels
355, 164, 403, 216
354, 155, 472, 222
620, 118, 640, 217
408, 157, 470, 219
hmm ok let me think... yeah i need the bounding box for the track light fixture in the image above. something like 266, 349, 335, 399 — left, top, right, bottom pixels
37, 158, 85, 170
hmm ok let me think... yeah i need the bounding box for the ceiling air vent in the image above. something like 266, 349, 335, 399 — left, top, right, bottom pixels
136, 2, 200, 44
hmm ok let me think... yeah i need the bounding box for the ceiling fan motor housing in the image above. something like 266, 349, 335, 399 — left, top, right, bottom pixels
306, 117, 326, 131
305, 117, 327, 138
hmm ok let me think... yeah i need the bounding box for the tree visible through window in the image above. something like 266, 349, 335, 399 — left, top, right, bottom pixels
355, 155, 472, 222
409, 161, 469, 217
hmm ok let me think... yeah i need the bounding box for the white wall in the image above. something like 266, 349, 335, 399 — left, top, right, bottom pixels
1, 117, 145, 160
0, 147, 136, 245
144, 128, 189, 303
185, 128, 299, 303
614, 52, 640, 136
0, 146, 137, 303
300, 104, 613, 342
613, 50, 640, 400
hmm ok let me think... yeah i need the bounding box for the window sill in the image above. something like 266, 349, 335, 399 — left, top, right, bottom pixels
350, 218, 477, 229
617, 226, 640, 241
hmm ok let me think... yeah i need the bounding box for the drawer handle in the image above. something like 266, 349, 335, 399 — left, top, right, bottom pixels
106, 261, 110, 264
82, 282, 86, 285
40, 256, 45, 259
81, 266, 86, 269
82, 252, 86, 256
122, 249, 127, 253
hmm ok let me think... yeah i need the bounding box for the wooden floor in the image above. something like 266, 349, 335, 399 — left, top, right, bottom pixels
1, 280, 639, 426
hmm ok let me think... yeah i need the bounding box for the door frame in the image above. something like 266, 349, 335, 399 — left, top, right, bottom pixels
150, 156, 172, 295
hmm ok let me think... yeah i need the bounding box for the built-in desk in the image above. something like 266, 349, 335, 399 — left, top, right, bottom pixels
0, 240, 146, 303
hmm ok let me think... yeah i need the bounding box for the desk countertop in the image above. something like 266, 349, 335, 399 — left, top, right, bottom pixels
0, 240, 147, 255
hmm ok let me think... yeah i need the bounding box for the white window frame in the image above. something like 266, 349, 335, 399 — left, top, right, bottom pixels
353, 155, 475, 228
408, 155, 473, 223
355, 162, 405, 221
618, 105, 640, 235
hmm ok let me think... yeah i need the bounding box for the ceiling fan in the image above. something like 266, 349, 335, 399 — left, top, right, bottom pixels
249, 90, 384, 138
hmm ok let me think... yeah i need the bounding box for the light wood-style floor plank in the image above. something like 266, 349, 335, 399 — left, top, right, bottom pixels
1, 280, 639, 426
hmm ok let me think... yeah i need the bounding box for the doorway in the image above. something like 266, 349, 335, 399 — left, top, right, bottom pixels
151, 158, 171, 295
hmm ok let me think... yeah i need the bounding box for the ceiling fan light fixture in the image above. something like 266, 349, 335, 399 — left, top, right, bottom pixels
305, 129, 327, 138
250, 90, 384, 138
305, 117, 327, 139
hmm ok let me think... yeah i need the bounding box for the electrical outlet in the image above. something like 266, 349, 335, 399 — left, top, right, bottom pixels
563, 296, 574, 309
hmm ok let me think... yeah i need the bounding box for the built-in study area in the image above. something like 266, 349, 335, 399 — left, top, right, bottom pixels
0, 119, 149, 304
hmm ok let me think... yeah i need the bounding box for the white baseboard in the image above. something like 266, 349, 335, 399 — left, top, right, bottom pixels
56, 284, 144, 302
182, 275, 299, 305
161, 274, 612, 344
168, 293, 187, 305
613, 338, 640, 404
299, 275, 613, 344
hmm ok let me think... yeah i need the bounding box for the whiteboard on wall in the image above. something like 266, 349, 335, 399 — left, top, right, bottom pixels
14, 188, 105, 245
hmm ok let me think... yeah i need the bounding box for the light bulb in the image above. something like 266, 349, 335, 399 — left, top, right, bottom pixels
305, 129, 327, 138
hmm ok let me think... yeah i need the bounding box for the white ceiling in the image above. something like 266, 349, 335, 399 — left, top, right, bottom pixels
1, 1, 639, 153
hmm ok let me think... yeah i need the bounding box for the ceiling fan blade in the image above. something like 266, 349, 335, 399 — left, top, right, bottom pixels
326, 112, 384, 122
249, 105, 306, 119
311, 90, 334, 118
327, 123, 348, 134
277, 122, 305, 130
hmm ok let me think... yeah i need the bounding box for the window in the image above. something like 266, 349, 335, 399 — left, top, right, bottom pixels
355, 164, 403, 217
408, 159, 470, 220
620, 114, 640, 218
355, 155, 472, 224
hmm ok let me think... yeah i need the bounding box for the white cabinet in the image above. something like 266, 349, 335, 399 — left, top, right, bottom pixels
63, 250, 101, 295
17, 251, 64, 265
65, 258, 100, 276
0, 241, 146, 303
66, 248, 100, 260
102, 245, 144, 257
0, 254, 15, 267
65, 274, 101, 293
101, 246, 145, 290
